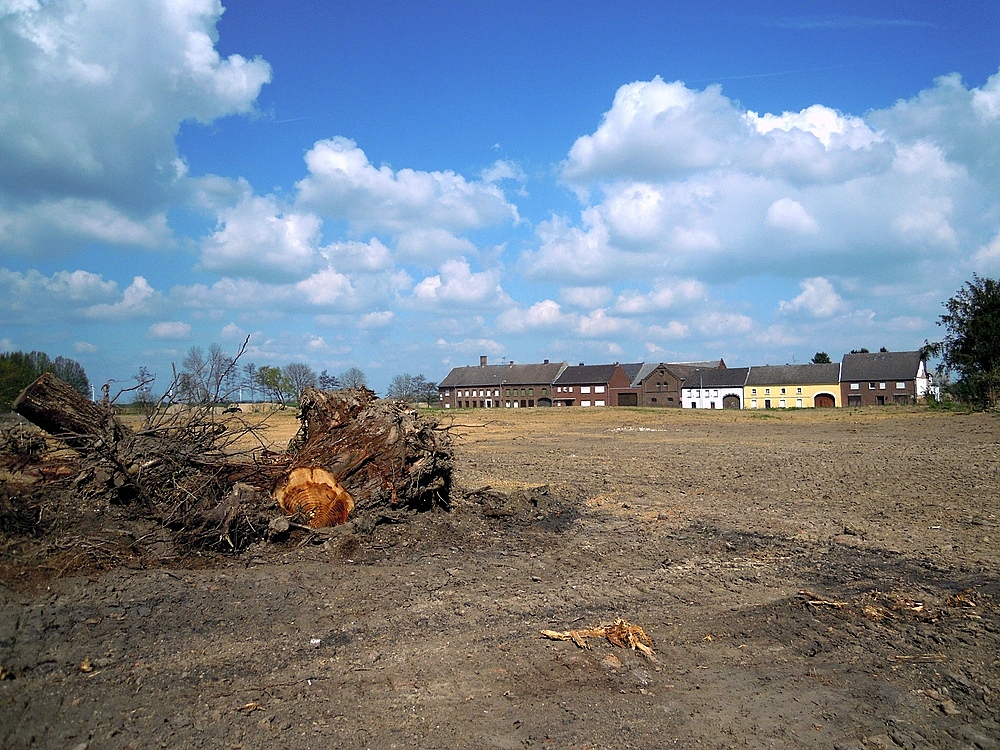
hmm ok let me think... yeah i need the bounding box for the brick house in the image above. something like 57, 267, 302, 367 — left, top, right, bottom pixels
551, 363, 634, 406
628, 360, 726, 407
437, 356, 567, 408
840, 351, 929, 406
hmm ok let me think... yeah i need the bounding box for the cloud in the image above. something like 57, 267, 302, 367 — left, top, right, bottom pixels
766, 198, 820, 234
561, 286, 614, 308
0, 267, 125, 323
779, 277, 845, 317
412, 258, 510, 308
296, 267, 356, 307
577, 308, 628, 337
613, 279, 706, 314
0, 0, 271, 254
871, 70, 1000, 189
359, 311, 394, 328
321, 238, 394, 273
295, 137, 519, 234
562, 77, 890, 187
148, 321, 192, 340
85, 276, 161, 319
200, 194, 322, 279
496, 299, 569, 333
973, 231, 1000, 274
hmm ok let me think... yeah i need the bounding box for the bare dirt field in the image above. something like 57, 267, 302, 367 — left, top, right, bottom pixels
1, 405, 998, 749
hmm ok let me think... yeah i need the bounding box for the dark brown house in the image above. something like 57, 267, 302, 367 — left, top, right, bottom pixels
628, 360, 726, 407
840, 351, 929, 406
551, 363, 634, 406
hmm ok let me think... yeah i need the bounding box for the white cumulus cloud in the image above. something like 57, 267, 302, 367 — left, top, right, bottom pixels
0, 0, 271, 254
148, 321, 192, 340
779, 277, 845, 317
296, 137, 519, 234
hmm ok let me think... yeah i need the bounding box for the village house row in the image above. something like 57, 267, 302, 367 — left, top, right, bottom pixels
437, 351, 930, 410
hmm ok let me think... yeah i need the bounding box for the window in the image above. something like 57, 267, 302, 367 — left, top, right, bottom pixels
796, 387, 802, 395
751, 388, 757, 395
581, 386, 591, 393
581, 400, 591, 407
695, 389, 701, 397
541, 387, 547, 395
765, 388, 771, 394
595, 385, 606, 393
879, 382, 886, 390
780, 387, 786, 395
895, 382, 905, 390
713, 390, 718, 397
869, 382, 876, 389
595, 400, 606, 407
850, 383, 860, 390
528, 388, 534, 396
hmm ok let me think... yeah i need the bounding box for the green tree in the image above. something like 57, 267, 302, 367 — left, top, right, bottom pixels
810, 352, 831, 364
926, 274, 1000, 409
256, 365, 293, 406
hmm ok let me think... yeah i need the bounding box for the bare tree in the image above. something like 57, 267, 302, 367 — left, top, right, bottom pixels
284, 363, 317, 402
340, 366, 368, 390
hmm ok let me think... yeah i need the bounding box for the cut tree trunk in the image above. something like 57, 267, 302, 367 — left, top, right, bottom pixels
281, 387, 452, 522
12, 372, 132, 453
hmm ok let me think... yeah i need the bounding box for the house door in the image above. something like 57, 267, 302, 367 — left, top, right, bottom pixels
815, 394, 835, 408
617, 393, 638, 406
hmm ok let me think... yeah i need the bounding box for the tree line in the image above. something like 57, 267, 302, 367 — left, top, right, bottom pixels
135, 343, 437, 407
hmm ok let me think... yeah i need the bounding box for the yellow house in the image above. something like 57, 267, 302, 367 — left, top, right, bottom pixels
744, 363, 841, 409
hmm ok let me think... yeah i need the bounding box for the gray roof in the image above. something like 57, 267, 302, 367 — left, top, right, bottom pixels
841, 351, 923, 381
553, 363, 621, 386
438, 361, 567, 388
628, 360, 725, 387
628, 362, 660, 387
682, 366, 750, 389
745, 363, 841, 386
621, 362, 645, 383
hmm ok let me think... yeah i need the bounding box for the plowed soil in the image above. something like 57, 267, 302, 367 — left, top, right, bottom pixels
1, 406, 998, 749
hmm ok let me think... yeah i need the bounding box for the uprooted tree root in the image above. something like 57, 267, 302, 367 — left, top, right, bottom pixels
1, 374, 453, 583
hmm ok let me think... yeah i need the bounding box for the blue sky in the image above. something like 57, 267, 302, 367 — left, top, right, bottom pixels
2, 1, 1000, 396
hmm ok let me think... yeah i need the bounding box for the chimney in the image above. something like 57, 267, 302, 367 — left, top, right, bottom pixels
480, 355, 487, 367
543, 359, 549, 364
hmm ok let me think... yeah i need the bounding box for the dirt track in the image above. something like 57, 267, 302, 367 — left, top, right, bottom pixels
1, 406, 998, 749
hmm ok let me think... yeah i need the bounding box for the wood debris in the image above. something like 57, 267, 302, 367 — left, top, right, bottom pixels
541, 618, 655, 658
798, 590, 847, 608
